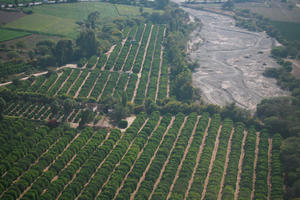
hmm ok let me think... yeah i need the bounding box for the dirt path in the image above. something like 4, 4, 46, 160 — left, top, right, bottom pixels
184, 118, 211, 200
55, 131, 113, 200
67, 70, 82, 94
17, 132, 81, 200
111, 73, 122, 97
131, 25, 154, 103
101, 45, 116, 71
267, 137, 272, 200
112, 117, 162, 200
38, 107, 50, 120
65, 110, 75, 122
251, 132, 260, 200
129, 24, 146, 72
91, 57, 100, 70
75, 118, 149, 200
47, 72, 63, 93
71, 110, 81, 123
200, 124, 223, 200
97, 73, 111, 101
154, 27, 166, 102
54, 69, 74, 96
148, 116, 188, 200
110, 35, 130, 72
166, 116, 200, 200
74, 71, 91, 98
167, 66, 171, 98
233, 130, 248, 200
143, 27, 159, 103
87, 73, 102, 98
218, 128, 235, 200
130, 116, 175, 200
0, 135, 63, 199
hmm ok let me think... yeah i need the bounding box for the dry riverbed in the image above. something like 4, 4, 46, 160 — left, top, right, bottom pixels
172, 1, 287, 111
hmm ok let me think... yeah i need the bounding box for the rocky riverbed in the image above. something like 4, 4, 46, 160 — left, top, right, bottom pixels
171, 1, 287, 111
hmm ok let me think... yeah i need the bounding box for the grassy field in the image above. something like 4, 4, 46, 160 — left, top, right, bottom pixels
271, 21, 300, 41
3, 2, 158, 39
0, 28, 30, 42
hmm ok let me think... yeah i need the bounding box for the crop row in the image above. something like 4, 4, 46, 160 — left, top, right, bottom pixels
157, 51, 169, 100
271, 134, 283, 200
87, 55, 98, 69
68, 70, 89, 97
57, 68, 81, 96
187, 114, 221, 199
254, 130, 269, 200
78, 69, 101, 98
48, 68, 72, 96
57, 112, 147, 200
204, 118, 234, 200
37, 73, 58, 94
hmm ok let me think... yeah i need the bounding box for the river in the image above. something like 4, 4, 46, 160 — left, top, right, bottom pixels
171, 0, 287, 111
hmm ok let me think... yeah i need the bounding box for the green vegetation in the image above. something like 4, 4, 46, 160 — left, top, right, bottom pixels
0, 29, 30, 42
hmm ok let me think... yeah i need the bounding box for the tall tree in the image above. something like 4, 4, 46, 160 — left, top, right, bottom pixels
55, 40, 74, 66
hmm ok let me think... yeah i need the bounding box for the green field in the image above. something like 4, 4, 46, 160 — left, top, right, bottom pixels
271, 21, 300, 41
3, 2, 158, 39
0, 28, 30, 42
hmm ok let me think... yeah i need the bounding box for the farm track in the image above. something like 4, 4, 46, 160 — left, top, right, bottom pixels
56, 131, 113, 200
112, 117, 162, 200
234, 130, 248, 200
74, 71, 91, 98
67, 70, 83, 94
184, 118, 212, 200
166, 115, 201, 200
71, 110, 81, 123
218, 128, 235, 200
38, 78, 48, 92
65, 110, 75, 122
17, 132, 82, 200
131, 25, 154, 103
251, 132, 260, 200
155, 27, 166, 102
148, 116, 188, 200
102, 45, 116, 71
201, 124, 223, 200
97, 73, 111, 101
144, 27, 159, 103
167, 66, 171, 98
47, 72, 63, 93
93, 118, 151, 199
54, 69, 74, 96
91, 57, 99, 70
267, 137, 272, 200
130, 116, 175, 200
0, 134, 63, 198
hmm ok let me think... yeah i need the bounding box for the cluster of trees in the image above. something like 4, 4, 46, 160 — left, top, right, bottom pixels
0, 61, 34, 78
40, 129, 118, 200
97, 111, 160, 200
187, 114, 221, 199
170, 113, 209, 199
0, 125, 74, 199
59, 113, 146, 199
134, 113, 185, 199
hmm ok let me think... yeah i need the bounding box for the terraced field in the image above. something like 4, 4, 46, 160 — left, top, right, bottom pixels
0, 112, 283, 200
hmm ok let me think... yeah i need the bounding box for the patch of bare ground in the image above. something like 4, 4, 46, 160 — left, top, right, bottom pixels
148, 116, 188, 200
184, 118, 212, 200
74, 71, 91, 98
167, 116, 201, 200
119, 115, 136, 132
67, 70, 82, 94
94, 115, 112, 129
234, 130, 248, 200
251, 132, 260, 200
155, 27, 166, 102
56, 131, 113, 200
130, 116, 175, 200
267, 137, 272, 200
17, 132, 81, 199
286, 58, 300, 79
54, 69, 73, 96
96, 73, 111, 101
167, 66, 171, 98
0, 135, 63, 199
131, 25, 154, 103
77, 119, 149, 200
112, 117, 162, 200
200, 124, 223, 200
144, 27, 159, 103
218, 128, 235, 200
